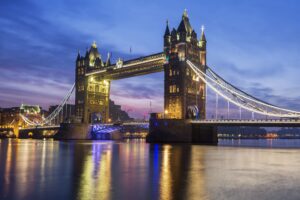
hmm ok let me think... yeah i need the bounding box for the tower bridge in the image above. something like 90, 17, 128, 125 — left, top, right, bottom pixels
75, 10, 207, 124
19, 10, 300, 144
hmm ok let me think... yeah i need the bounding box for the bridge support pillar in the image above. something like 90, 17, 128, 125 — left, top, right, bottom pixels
55, 123, 92, 140
191, 124, 218, 144
147, 116, 218, 145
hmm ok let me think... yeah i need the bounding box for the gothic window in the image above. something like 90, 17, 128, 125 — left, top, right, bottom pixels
169, 85, 178, 93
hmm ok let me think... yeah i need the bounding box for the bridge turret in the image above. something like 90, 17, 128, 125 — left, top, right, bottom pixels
177, 9, 193, 43
84, 48, 89, 66
88, 41, 101, 67
199, 26, 207, 66
170, 28, 177, 43
75, 49, 87, 121
164, 20, 171, 50
105, 52, 111, 67
76, 51, 81, 61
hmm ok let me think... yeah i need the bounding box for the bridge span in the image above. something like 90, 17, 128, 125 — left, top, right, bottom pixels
191, 119, 300, 127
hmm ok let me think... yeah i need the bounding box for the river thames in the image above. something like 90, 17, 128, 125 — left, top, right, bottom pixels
0, 139, 300, 200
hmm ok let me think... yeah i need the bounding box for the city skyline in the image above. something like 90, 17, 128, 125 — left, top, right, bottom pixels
2, 1, 300, 118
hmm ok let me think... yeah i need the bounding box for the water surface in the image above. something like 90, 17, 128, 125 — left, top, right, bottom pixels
0, 139, 300, 200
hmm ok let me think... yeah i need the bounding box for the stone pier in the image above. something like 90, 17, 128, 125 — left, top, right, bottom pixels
147, 116, 218, 145
54, 123, 92, 140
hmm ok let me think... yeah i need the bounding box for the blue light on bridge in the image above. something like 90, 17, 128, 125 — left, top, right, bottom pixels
91, 124, 121, 140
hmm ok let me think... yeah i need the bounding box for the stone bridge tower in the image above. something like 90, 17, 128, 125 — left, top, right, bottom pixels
164, 10, 206, 119
75, 42, 111, 123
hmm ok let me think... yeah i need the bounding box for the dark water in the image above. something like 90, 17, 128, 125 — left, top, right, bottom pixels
1, 139, 300, 200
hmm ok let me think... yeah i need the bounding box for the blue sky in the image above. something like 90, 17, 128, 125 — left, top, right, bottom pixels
1, 0, 300, 118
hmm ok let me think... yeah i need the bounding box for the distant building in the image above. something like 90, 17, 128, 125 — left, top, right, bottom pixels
0, 104, 43, 128
0, 107, 20, 127
218, 126, 267, 139
109, 100, 133, 122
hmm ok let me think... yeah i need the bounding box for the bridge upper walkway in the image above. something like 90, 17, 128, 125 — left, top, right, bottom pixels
86, 52, 165, 80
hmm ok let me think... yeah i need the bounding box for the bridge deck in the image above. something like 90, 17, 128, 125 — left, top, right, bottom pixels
191, 120, 300, 127
19, 125, 60, 131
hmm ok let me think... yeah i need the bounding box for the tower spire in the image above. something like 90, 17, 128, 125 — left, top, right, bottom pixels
76, 50, 81, 60
200, 25, 206, 41
183, 8, 188, 18
106, 52, 111, 66
92, 41, 97, 48
164, 20, 170, 36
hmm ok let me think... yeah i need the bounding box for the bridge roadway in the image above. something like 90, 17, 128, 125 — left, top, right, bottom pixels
19, 125, 60, 131
191, 119, 300, 127
18, 119, 300, 133
19, 122, 149, 131
0, 127, 14, 131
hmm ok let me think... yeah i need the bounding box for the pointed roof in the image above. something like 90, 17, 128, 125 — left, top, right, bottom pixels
171, 28, 177, 36
200, 25, 206, 41
177, 9, 193, 34
85, 48, 89, 59
88, 41, 100, 59
92, 41, 97, 48
164, 20, 170, 36
191, 30, 197, 38
76, 51, 81, 60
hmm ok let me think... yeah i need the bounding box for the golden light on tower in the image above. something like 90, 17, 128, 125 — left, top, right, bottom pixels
103, 80, 109, 86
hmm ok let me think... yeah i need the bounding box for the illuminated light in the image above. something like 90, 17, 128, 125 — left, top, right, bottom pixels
108, 118, 111, 123
201, 25, 205, 33
165, 110, 168, 114
183, 8, 188, 17
92, 41, 97, 48
160, 145, 172, 200
90, 77, 94, 82
116, 58, 123, 68
103, 80, 109, 86
206, 66, 300, 115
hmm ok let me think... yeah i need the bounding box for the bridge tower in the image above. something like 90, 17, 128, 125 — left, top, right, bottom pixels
75, 42, 111, 123
164, 10, 206, 119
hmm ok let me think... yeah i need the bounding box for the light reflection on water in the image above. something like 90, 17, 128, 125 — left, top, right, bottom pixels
0, 139, 300, 200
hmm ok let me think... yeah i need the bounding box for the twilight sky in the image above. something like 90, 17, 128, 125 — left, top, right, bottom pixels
1, 0, 300, 119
